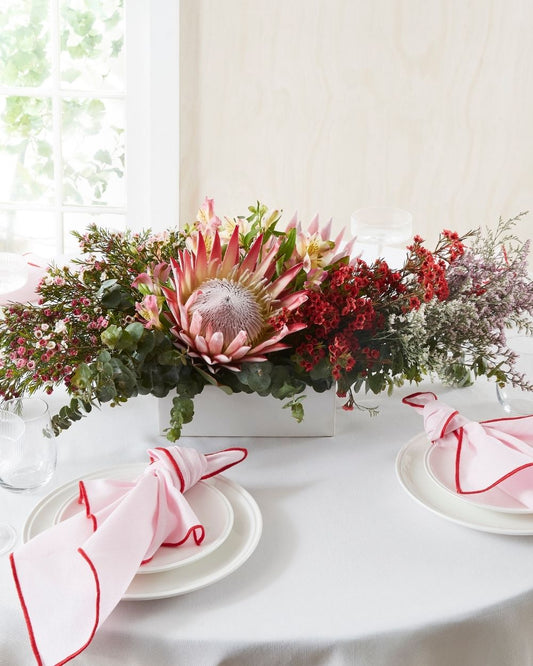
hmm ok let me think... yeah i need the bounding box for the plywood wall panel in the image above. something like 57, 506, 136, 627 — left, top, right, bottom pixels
180, 0, 533, 251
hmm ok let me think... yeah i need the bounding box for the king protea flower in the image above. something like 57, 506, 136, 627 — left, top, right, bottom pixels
162, 227, 308, 371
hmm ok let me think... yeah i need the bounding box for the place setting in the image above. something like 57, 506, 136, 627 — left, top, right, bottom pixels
396, 391, 533, 535
7, 444, 262, 665
21, 453, 263, 600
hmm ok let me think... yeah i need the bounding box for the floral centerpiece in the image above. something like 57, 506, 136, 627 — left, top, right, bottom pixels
1, 200, 532, 441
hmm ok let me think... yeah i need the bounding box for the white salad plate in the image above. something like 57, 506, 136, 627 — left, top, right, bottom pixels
23, 464, 262, 599
396, 433, 533, 535
51, 466, 234, 574
424, 442, 533, 514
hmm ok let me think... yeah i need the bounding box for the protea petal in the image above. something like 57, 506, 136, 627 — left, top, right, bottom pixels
207, 330, 224, 356
189, 310, 203, 337
321, 218, 332, 241
269, 262, 304, 298
209, 231, 222, 265
195, 230, 208, 276
194, 335, 209, 355
285, 212, 298, 230
333, 227, 346, 247
213, 354, 231, 364
220, 226, 240, 275
161, 285, 181, 323
280, 290, 308, 310
227, 345, 253, 360
254, 242, 279, 281
238, 355, 268, 363
239, 233, 263, 274
224, 330, 249, 356
308, 214, 319, 235
176, 331, 195, 347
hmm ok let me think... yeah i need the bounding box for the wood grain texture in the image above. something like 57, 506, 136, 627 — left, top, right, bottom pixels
180, 0, 533, 253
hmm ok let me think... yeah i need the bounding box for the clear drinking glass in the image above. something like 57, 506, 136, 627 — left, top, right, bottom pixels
496, 335, 533, 415
0, 409, 26, 554
0, 398, 56, 493
350, 207, 413, 259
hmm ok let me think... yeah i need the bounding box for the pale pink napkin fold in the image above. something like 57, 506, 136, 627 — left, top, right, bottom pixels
9, 445, 247, 666
403, 391, 533, 505
0, 253, 47, 305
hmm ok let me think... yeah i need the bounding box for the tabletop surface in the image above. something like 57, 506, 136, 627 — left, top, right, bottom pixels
2, 379, 533, 666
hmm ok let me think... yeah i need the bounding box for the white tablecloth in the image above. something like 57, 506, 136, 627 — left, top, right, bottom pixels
2, 379, 533, 666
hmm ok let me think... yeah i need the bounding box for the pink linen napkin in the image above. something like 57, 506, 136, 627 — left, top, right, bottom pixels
403, 391, 533, 505
9, 445, 247, 666
0, 253, 47, 305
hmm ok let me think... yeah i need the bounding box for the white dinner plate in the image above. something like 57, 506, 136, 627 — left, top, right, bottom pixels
396, 433, 533, 534
424, 442, 533, 514
51, 467, 234, 574
23, 466, 262, 600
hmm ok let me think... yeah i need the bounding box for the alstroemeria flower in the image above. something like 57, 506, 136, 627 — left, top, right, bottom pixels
135, 294, 164, 330
132, 262, 171, 296
186, 197, 223, 254
286, 214, 356, 286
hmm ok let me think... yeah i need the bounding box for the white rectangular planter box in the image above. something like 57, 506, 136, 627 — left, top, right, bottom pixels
158, 386, 336, 438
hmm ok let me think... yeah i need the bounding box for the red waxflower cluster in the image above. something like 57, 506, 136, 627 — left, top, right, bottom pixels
289, 259, 412, 381
406, 231, 465, 302
287, 228, 466, 384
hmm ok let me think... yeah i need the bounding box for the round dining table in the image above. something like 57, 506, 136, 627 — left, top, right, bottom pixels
2, 378, 533, 666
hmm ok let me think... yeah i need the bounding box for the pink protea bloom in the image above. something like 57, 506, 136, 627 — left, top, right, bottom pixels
162, 227, 308, 371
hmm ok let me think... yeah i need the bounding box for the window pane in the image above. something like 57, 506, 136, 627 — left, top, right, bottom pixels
0, 210, 56, 256
60, 0, 125, 91
0, 95, 54, 204
63, 211, 125, 255
62, 97, 125, 206
0, 0, 52, 88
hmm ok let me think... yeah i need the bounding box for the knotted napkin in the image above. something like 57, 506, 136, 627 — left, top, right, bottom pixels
9, 445, 247, 666
403, 391, 533, 505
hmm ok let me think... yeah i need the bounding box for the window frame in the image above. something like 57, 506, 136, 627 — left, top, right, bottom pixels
0, 0, 180, 254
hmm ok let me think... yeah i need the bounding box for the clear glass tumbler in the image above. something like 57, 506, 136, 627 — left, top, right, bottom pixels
0, 397, 56, 493
350, 206, 413, 259
0, 409, 26, 554
496, 335, 533, 416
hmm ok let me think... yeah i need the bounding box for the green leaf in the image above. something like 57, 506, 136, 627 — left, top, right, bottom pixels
87, 99, 105, 117
94, 149, 112, 165
165, 396, 195, 442
71, 363, 92, 389
125, 322, 144, 344
367, 372, 385, 394
101, 324, 122, 349
95, 381, 116, 402
238, 362, 272, 395
282, 396, 305, 423
61, 68, 81, 84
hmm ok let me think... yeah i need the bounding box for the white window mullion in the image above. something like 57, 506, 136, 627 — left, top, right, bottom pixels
50, 0, 64, 255
125, 0, 180, 233
125, 0, 150, 232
